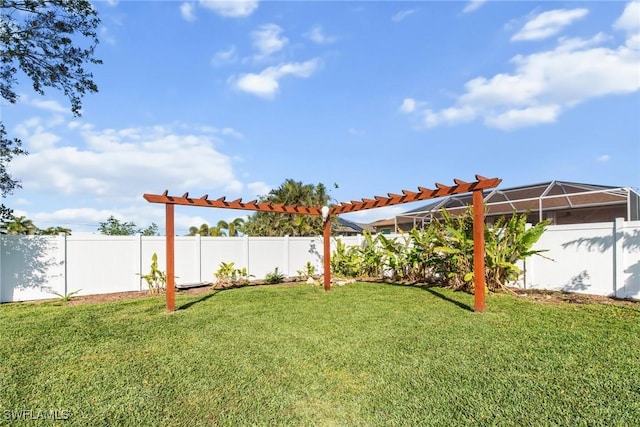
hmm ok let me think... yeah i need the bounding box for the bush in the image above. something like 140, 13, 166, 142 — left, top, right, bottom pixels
264, 268, 285, 284
215, 262, 253, 287
331, 209, 549, 292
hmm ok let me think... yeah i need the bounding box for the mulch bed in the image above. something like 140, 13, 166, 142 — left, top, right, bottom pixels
19, 279, 640, 308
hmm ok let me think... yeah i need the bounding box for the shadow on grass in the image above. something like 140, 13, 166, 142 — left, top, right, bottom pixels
384, 282, 473, 312
177, 290, 221, 311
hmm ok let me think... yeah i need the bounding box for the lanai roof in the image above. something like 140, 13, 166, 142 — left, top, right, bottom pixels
396, 180, 639, 222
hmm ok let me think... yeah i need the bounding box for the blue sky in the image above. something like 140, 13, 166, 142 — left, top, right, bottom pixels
3, 0, 639, 234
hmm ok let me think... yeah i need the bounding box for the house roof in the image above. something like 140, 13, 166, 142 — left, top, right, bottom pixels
397, 180, 637, 219
335, 217, 374, 233
368, 218, 398, 227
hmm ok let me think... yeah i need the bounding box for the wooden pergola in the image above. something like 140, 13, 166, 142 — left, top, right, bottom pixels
144, 175, 501, 312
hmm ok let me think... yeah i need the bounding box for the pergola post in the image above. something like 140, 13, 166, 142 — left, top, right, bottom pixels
166, 203, 175, 312
323, 216, 331, 291
472, 189, 485, 312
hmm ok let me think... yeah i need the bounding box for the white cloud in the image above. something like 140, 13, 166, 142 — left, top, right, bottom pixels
597, 154, 611, 162
614, 1, 640, 48
512, 9, 589, 41
614, 1, 640, 33
348, 128, 366, 137
484, 105, 560, 130
247, 181, 271, 198
403, 11, 640, 131
341, 206, 407, 225
10, 124, 243, 201
22, 206, 212, 235
400, 98, 417, 113
251, 24, 288, 61
231, 59, 321, 98
105, 0, 119, 6
13, 116, 63, 150
221, 127, 243, 138
19, 95, 68, 114
463, 0, 487, 14
304, 25, 338, 44
100, 26, 116, 45
392, 9, 417, 23
424, 106, 476, 128
13, 198, 31, 206
626, 33, 640, 49
198, 0, 258, 18
180, 2, 197, 22
211, 45, 238, 66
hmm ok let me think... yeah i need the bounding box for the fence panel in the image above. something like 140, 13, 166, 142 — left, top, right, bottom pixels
1, 220, 638, 303
525, 223, 615, 296
0, 235, 64, 302
66, 235, 139, 297
200, 237, 245, 282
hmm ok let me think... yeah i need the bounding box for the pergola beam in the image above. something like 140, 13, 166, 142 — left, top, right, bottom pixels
143, 193, 323, 215
144, 174, 501, 313
329, 176, 501, 215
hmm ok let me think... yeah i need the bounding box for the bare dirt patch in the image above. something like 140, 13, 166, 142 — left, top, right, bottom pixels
508, 287, 639, 307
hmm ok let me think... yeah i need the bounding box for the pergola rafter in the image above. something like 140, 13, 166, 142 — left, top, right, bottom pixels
144, 174, 501, 313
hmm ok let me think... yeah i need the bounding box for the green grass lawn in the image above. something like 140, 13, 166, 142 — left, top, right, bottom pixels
1, 283, 639, 426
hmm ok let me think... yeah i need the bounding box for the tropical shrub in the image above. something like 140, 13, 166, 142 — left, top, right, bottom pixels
296, 261, 316, 278
214, 261, 253, 287
484, 213, 550, 291
139, 253, 166, 295
330, 209, 549, 293
264, 268, 285, 284
330, 239, 363, 278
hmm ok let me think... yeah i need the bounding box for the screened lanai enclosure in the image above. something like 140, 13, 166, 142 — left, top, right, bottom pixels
393, 181, 640, 231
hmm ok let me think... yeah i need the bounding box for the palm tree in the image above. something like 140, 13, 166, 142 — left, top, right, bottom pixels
38, 226, 71, 236
227, 218, 245, 237
242, 179, 333, 236
216, 218, 245, 237
1, 215, 37, 235
216, 220, 229, 237
187, 223, 226, 236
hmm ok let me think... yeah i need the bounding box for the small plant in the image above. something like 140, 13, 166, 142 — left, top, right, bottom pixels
215, 261, 254, 287
139, 252, 167, 295
264, 267, 285, 284
51, 289, 82, 303
296, 261, 316, 278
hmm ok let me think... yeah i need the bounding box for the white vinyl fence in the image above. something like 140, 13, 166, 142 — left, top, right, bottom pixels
515, 218, 640, 299
0, 219, 638, 303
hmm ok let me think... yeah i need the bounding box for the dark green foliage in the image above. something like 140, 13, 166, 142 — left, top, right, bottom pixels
97, 216, 158, 236
37, 226, 71, 235
0, 124, 26, 210
332, 209, 549, 292
0, 214, 71, 235
264, 267, 285, 284
187, 218, 245, 237
242, 179, 333, 236
1, 0, 102, 114
0, 0, 101, 218
0, 214, 37, 234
